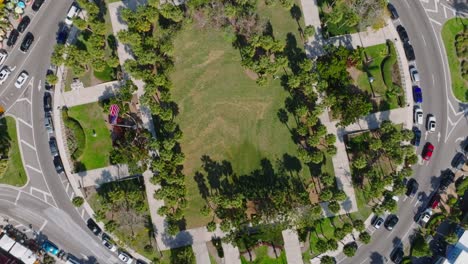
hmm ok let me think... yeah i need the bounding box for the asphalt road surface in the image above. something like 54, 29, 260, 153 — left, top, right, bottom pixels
0, 1, 119, 263
340, 0, 468, 263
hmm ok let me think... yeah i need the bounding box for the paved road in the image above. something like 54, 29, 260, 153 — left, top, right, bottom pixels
339, 0, 468, 263
0, 1, 120, 262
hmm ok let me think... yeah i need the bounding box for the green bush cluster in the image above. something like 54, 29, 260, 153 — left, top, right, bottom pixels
455, 26, 468, 80
62, 110, 86, 162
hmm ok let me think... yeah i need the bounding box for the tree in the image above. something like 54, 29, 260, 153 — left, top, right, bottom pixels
445, 230, 459, 244
334, 228, 346, 240
46, 74, 58, 85
320, 173, 335, 187
343, 243, 357, 257
43, 254, 56, 264
333, 190, 347, 202
353, 155, 367, 169
105, 220, 118, 233
320, 189, 333, 201
412, 233, 431, 257
304, 25, 316, 38
353, 220, 365, 232
327, 239, 338, 250
207, 221, 216, 232
342, 223, 353, 234
310, 151, 324, 164
72, 196, 84, 207
159, 3, 184, 22
320, 255, 335, 264
328, 201, 340, 214
359, 231, 371, 244
315, 239, 328, 254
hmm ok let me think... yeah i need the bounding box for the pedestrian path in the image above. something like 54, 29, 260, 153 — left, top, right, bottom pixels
72, 164, 130, 188
282, 229, 304, 264
222, 243, 242, 264
192, 242, 210, 264
61, 81, 120, 107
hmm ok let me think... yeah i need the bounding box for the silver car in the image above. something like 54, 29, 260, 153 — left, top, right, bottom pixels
0, 66, 11, 85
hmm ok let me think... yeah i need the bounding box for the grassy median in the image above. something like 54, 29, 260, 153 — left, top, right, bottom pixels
0, 117, 27, 187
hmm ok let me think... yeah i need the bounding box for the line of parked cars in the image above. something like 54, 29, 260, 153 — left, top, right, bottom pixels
86, 219, 146, 264
41, 239, 81, 264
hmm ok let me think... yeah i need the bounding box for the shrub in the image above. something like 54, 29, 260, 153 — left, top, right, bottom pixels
72, 196, 84, 207
343, 243, 357, 257
359, 231, 371, 244
46, 74, 58, 85
412, 233, 431, 257
381, 41, 398, 92
320, 255, 335, 264
207, 221, 216, 232
62, 112, 86, 161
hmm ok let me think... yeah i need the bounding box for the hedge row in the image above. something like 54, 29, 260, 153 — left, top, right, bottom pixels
62, 111, 86, 160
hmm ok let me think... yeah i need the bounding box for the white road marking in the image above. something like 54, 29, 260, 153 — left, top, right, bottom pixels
39, 220, 48, 231
429, 17, 442, 25
437, 132, 441, 142
455, 137, 465, 143
403, 196, 408, 202
424, 0, 439, 13
37, 79, 41, 91
16, 97, 31, 104
17, 117, 32, 128
65, 182, 70, 192
386, 230, 394, 238
432, 74, 435, 85
421, 34, 427, 46
14, 191, 21, 205
26, 165, 42, 174
14, 224, 23, 229
81, 209, 85, 218
21, 140, 36, 151
425, 131, 428, 140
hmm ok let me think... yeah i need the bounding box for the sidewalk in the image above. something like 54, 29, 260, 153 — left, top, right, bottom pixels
72, 164, 130, 188
282, 229, 304, 264
61, 81, 120, 107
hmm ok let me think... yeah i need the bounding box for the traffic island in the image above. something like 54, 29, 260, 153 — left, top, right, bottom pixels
0, 117, 27, 187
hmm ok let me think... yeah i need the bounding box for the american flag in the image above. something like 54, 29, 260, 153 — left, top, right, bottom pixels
109, 104, 119, 124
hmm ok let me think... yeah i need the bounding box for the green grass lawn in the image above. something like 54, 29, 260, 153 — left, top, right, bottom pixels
241, 246, 287, 264
159, 246, 196, 264
357, 43, 388, 95
442, 18, 468, 102
0, 117, 27, 187
171, 2, 317, 228
67, 103, 112, 170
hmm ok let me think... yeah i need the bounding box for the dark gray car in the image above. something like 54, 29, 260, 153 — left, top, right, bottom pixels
49, 137, 59, 156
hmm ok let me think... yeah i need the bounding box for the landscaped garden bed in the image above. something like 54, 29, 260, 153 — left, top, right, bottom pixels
0, 117, 27, 186
441, 18, 468, 101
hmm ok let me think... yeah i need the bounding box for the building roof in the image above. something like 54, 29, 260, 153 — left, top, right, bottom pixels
0, 234, 15, 252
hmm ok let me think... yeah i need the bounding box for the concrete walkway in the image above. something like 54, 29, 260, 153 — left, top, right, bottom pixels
192, 242, 210, 264
222, 243, 242, 264
282, 229, 304, 264
72, 164, 130, 188
61, 81, 120, 107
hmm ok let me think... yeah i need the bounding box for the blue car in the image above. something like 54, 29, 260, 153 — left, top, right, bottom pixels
413, 127, 421, 147
42, 240, 59, 255
413, 86, 423, 103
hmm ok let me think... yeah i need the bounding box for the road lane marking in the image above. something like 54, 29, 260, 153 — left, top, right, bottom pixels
421, 34, 427, 46
65, 182, 69, 192
21, 140, 36, 151
432, 74, 435, 85
429, 17, 442, 25
39, 220, 48, 231
26, 165, 42, 173
37, 79, 41, 91
17, 117, 32, 128
14, 191, 21, 205
438, 132, 441, 142
16, 97, 31, 104
81, 209, 85, 218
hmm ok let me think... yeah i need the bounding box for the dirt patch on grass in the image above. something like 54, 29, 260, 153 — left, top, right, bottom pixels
347, 66, 362, 83
244, 69, 258, 80
197, 50, 225, 68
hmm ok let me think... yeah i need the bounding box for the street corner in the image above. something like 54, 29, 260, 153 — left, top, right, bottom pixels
420, 0, 468, 26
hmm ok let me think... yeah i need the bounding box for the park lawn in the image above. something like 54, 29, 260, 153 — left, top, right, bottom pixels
357, 43, 388, 96
241, 246, 287, 264
64, 68, 93, 92
68, 103, 112, 170
442, 18, 468, 102
171, 13, 318, 227
350, 190, 372, 221
0, 117, 27, 187
159, 246, 196, 264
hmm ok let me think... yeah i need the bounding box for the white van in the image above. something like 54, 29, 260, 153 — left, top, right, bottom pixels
65, 5, 79, 26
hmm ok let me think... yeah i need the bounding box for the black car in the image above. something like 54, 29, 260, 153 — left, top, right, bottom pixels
452, 152, 466, 169
412, 127, 421, 147
57, 26, 70, 45
396, 25, 409, 43
439, 170, 455, 191
7, 29, 19, 47
390, 247, 404, 264
49, 137, 59, 156
136, 260, 147, 264
32, 0, 45, 11
20, 32, 34, 53
387, 3, 399, 20
385, 215, 399, 231
406, 179, 419, 198
43, 92, 52, 112
17, 16, 31, 33
87, 219, 102, 236
53, 156, 63, 173
404, 42, 415, 61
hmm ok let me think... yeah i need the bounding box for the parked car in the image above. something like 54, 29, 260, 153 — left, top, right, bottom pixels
87, 218, 102, 236
42, 240, 59, 255
45, 69, 55, 90
0, 50, 8, 66
406, 179, 419, 198
430, 194, 441, 209
414, 106, 423, 125
409, 65, 420, 82
452, 152, 466, 170
396, 25, 409, 43
49, 137, 59, 156
7, 29, 19, 47
65, 254, 82, 264
422, 142, 435, 161
17, 16, 31, 33
53, 156, 63, 173
57, 26, 70, 44
385, 215, 399, 231
44, 112, 54, 133
135, 260, 147, 264
102, 234, 117, 252
20, 32, 34, 53
118, 251, 133, 264
65, 4, 80, 25
43, 92, 52, 112
412, 127, 421, 147
387, 3, 399, 20
373, 216, 384, 229
0, 66, 11, 85
439, 170, 455, 191
32, 0, 45, 11
417, 209, 432, 226
15, 71, 29, 89
427, 115, 436, 132
404, 42, 415, 61
413, 86, 423, 103
390, 247, 404, 264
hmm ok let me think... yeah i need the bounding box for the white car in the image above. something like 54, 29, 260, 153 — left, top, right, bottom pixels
64, 5, 79, 25
414, 107, 423, 125
417, 209, 432, 226
102, 237, 117, 252
409, 65, 420, 82
0, 50, 7, 65
15, 71, 29, 88
118, 252, 133, 264
0, 66, 11, 85
427, 115, 436, 132
373, 217, 384, 229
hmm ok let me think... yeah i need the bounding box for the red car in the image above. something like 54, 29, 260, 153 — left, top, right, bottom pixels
430, 194, 441, 209
423, 143, 435, 161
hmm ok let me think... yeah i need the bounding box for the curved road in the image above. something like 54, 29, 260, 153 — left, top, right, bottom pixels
341, 0, 468, 263
0, 0, 119, 263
